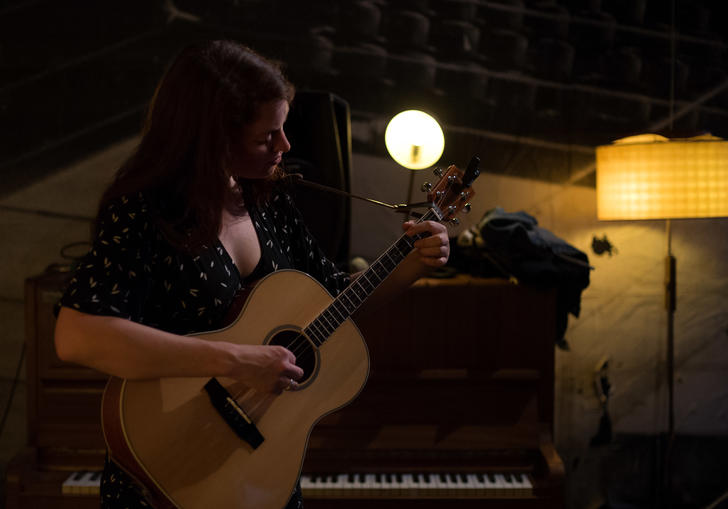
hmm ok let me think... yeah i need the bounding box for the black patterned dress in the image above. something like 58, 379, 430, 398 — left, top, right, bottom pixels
59, 189, 350, 509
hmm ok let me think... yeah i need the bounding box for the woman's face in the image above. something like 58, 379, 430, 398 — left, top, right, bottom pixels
229, 99, 291, 179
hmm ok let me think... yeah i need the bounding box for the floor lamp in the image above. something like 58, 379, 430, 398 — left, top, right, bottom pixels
596, 133, 728, 500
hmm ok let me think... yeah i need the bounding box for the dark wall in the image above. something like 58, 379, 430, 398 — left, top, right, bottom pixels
2, 0, 727, 195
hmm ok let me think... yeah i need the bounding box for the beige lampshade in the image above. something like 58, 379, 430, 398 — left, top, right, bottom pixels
596, 134, 728, 220
384, 110, 445, 170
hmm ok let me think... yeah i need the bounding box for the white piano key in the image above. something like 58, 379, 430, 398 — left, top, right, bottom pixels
62, 471, 86, 495
425, 473, 440, 492
61, 470, 101, 495
79, 471, 100, 494
482, 473, 499, 492
300, 475, 314, 490
401, 473, 415, 493
460, 473, 480, 496
520, 473, 534, 490
467, 473, 486, 496
494, 473, 513, 495
300, 471, 533, 499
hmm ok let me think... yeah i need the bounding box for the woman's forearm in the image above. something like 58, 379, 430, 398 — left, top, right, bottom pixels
54, 306, 235, 380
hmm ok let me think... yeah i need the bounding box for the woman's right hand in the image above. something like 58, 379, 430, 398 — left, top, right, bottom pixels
55, 308, 303, 395
226, 344, 304, 394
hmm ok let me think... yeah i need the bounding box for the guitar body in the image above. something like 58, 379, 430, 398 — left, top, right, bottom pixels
101, 269, 370, 509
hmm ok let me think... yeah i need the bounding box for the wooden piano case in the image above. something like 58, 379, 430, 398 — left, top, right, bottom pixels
5, 271, 564, 508
304, 275, 565, 507
6, 267, 107, 509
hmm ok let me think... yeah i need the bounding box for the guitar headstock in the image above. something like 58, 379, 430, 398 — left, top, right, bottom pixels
425, 155, 480, 224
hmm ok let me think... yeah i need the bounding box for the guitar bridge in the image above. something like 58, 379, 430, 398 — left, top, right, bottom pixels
203, 378, 265, 449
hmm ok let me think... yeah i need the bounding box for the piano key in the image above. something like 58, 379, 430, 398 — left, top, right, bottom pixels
493, 473, 510, 494
61, 471, 101, 495
518, 473, 534, 495
300, 471, 533, 498
61, 471, 85, 495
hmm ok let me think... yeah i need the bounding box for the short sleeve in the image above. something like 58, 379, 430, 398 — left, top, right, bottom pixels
272, 192, 351, 296
60, 193, 156, 322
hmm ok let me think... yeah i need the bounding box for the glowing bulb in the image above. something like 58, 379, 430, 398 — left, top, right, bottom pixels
384, 110, 445, 170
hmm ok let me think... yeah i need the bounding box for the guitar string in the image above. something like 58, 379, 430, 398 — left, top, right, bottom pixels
282, 217, 426, 362
230, 173, 468, 401
281, 225, 418, 361
236, 176, 461, 397
280, 175, 459, 367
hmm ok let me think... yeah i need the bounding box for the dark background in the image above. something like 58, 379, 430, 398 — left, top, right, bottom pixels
2, 0, 728, 197
2, 1, 728, 508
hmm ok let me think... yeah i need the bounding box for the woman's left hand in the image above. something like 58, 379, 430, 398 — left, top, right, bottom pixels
402, 220, 450, 268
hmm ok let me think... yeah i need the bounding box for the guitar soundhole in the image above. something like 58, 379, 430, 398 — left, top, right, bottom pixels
267, 328, 318, 386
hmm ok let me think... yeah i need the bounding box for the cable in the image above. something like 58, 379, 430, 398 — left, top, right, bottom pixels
0, 342, 26, 441
703, 489, 728, 509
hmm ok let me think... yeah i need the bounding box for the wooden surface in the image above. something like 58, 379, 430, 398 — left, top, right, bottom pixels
6, 270, 563, 508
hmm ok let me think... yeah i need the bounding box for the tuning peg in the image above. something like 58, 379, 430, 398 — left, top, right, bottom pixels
421, 182, 433, 192
450, 218, 460, 226
463, 203, 472, 213
447, 175, 456, 184
433, 167, 444, 177
435, 190, 444, 199
447, 205, 457, 215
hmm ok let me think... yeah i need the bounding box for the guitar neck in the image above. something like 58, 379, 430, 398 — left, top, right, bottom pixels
304, 208, 441, 347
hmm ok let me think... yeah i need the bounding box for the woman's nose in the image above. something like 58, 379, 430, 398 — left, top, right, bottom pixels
275, 129, 291, 153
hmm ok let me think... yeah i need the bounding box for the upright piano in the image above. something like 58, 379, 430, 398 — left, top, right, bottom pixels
5, 270, 564, 508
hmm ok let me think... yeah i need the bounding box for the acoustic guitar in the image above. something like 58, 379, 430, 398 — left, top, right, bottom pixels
101, 159, 480, 508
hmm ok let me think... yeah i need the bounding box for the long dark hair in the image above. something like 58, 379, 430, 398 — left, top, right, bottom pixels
98, 40, 295, 249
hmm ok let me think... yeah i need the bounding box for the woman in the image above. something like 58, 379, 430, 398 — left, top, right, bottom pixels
54, 40, 449, 508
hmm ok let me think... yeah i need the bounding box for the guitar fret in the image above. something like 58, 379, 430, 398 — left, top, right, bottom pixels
377, 253, 397, 272
316, 317, 333, 336
329, 307, 344, 326
385, 249, 401, 265
357, 275, 375, 293
308, 199, 465, 346
311, 319, 326, 338
392, 243, 407, 259
308, 320, 322, 341
333, 299, 351, 317
311, 330, 324, 348
328, 303, 346, 323
341, 291, 364, 314
321, 310, 338, 331
305, 326, 323, 347
373, 261, 390, 279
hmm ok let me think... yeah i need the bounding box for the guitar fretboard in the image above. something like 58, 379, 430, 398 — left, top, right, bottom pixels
304, 209, 439, 347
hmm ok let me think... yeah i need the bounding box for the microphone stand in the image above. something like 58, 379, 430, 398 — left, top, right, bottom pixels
285, 173, 431, 216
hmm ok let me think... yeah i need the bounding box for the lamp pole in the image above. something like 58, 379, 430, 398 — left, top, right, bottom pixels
664, 218, 677, 505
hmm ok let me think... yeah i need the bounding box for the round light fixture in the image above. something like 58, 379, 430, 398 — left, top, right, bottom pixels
384, 110, 445, 170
